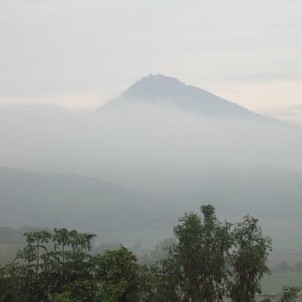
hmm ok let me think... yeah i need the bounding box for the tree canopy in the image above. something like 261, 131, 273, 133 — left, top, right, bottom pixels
0, 205, 273, 302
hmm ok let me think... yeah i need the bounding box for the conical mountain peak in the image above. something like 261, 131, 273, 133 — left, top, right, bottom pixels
100, 74, 268, 120
122, 74, 188, 99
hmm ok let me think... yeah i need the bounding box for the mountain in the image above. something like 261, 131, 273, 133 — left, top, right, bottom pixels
100, 74, 268, 120
0, 75, 301, 187
2, 165, 302, 251
258, 106, 302, 126
0, 166, 179, 233
1, 79, 302, 251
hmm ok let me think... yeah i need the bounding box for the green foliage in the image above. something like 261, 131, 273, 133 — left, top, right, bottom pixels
0, 230, 144, 302
280, 286, 300, 302
51, 292, 79, 302
229, 215, 272, 302
154, 205, 272, 302
95, 245, 142, 302
163, 205, 233, 301
0, 228, 96, 302
0, 205, 273, 302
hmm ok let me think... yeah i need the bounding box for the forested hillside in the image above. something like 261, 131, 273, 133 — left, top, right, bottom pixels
0, 166, 176, 233
1, 165, 302, 252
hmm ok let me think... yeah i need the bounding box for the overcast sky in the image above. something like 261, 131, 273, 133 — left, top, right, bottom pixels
1, 0, 301, 111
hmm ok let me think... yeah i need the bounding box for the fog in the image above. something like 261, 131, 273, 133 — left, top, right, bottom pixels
1, 76, 302, 251
0, 100, 301, 191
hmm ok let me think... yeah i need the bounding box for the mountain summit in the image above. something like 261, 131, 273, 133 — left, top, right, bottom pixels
100, 74, 262, 119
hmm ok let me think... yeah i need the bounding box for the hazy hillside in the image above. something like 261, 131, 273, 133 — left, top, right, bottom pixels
1, 75, 302, 250
1, 165, 302, 251
259, 106, 302, 126
0, 75, 299, 181
102, 74, 268, 120
0, 166, 177, 233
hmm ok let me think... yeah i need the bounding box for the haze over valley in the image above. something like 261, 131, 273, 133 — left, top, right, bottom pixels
1, 74, 302, 251
2, 2, 302, 299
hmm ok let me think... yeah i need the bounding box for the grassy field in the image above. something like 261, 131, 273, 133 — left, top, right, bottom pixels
261, 273, 302, 294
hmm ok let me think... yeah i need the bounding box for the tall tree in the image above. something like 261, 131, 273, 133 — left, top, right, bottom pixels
94, 245, 142, 302
161, 205, 233, 301
229, 215, 272, 302
1, 229, 96, 301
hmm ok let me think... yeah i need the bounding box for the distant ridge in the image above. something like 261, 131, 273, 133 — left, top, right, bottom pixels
0, 166, 172, 232
100, 74, 266, 120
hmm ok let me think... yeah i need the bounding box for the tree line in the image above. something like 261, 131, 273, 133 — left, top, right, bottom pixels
0, 205, 275, 301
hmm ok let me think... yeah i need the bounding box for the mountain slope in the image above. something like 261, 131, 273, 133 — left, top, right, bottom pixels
2, 165, 302, 252
0, 166, 177, 233
100, 74, 267, 120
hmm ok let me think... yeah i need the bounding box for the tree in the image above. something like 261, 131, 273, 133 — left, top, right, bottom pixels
280, 286, 300, 302
1, 229, 96, 302
0, 207, 273, 302
229, 215, 272, 302
159, 205, 233, 301
6, 230, 53, 301
94, 245, 143, 302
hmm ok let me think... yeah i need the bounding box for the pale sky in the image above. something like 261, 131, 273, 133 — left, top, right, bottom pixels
1, 0, 302, 111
